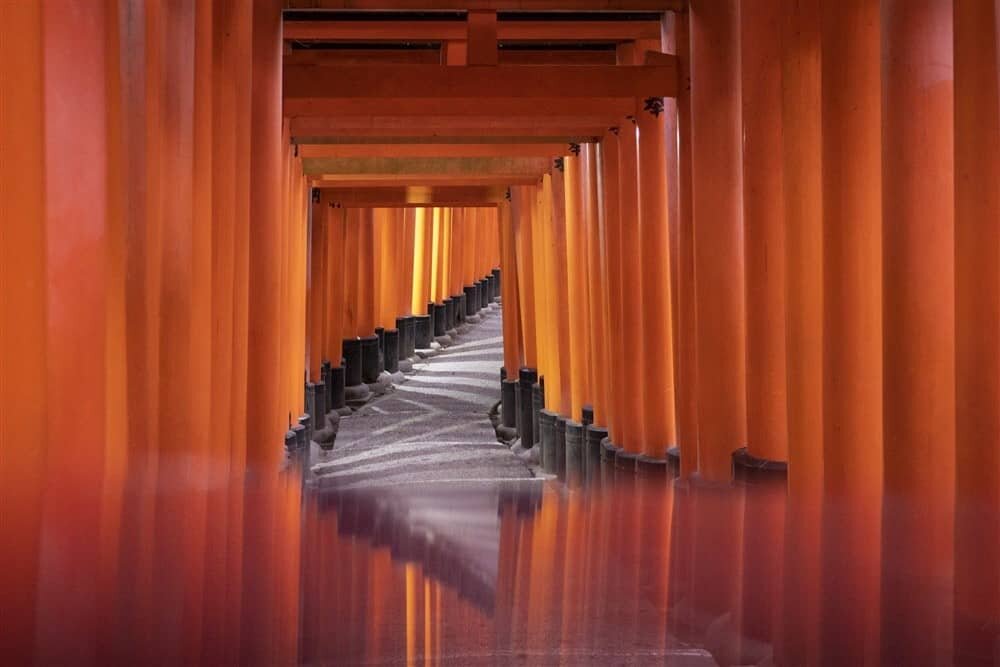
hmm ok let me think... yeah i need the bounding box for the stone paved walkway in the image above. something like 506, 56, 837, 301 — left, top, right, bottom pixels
310, 305, 534, 490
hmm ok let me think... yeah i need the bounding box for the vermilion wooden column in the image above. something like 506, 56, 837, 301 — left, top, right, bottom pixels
411, 207, 430, 315
343, 210, 360, 337
618, 119, 645, 455
819, 0, 883, 664
672, 11, 699, 478
690, 0, 746, 480
430, 207, 443, 303
309, 191, 329, 381
357, 208, 376, 335
584, 143, 609, 427
565, 153, 589, 420
549, 162, 572, 416
0, 5, 47, 662
400, 208, 415, 316
954, 3, 1000, 657
637, 102, 677, 459
326, 206, 347, 361
512, 186, 538, 368
880, 1, 955, 663
740, 0, 788, 465
780, 1, 823, 663
499, 199, 523, 377
600, 129, 625, 447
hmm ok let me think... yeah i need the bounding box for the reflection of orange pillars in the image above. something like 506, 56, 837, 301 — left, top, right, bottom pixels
672, 12, 699, 478
637, 102, 677, 458
31, 2, 112, 660
880, 2, 956, 664
309, 191, 329, 381
689, 0, 745, 480
954, 2, 1000, 660
600, 130, 625, 446
326, 207, 347, 363
780, 1, 823, 663
549, 164, 572, 416
819, 1, 882, 664
343, 209, 360, 337
0, 4, 47, 661
499, 200, 523, 377
566, 152, 593, 420
512, 186, 538, 367
411, 207, 430, 315
618, 120, 645, 455
740, 0, 788, 464
737, 477, 786, 663
357, 208, 376, 335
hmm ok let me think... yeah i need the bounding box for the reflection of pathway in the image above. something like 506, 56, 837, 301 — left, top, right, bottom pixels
308, 306, 539, 612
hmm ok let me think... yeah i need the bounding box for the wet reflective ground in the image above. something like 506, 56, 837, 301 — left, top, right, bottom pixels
10, 448, 999, 665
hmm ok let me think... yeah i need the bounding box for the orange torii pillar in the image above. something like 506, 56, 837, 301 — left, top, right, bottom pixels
739, 0, 788, 470
307, 190, 334, 441
819, 0, 883, 663
511, 185, 540, 446
356, 208, 381, 385
583, 143, 609, 433
954, 1, 1000, 658
637, 100, 677, 466
779, 1, 824, 663
565, 148, 593, 426
616, 119, 646, 463
499, 198, 524, 436
463, 208, 482, 321
448, 208, 466, 330
342, 209, 371, 404
374, 207, 402, 376
533, 174, 559, 451
326, 206, 350, 414
689, 0, 746, 481
411, 207, 433, 349
599, 129, 626, 456
881, 1, 956, 663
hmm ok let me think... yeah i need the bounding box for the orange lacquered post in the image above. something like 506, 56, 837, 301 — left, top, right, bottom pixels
400, 209, 415, 316
564, 153, 589, 422
880, 2, 956, 663
411, 207, 430, 315
819, 0, 883, 664
583, 144, 608, 427
326, 207, 347, 363
637, 102, 676, 459
309, 191, 329, 381
740, 0, 788, 465
617, 120, 645, 455
954, 2, 1000, 658
499, 199, 523, 377
779, 1, 824, 662
357, 208, 376, 336
430, 207, 443, 304
343, 209, 361, 338
600, 130, 625, 446
689, 0, 746, 480
549, 161, 573, 416
512, 186, 538, 368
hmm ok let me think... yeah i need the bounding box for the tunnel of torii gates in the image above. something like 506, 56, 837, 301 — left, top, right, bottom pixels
2, 0, 1000, 663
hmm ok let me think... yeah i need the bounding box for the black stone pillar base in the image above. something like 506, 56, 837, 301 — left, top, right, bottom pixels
414, 314, 432, 350
329, 365, 348, 414
554, 416, 567, 479
501, 379, 518, 429
565, 420, 584, 487
585, 424, 608, 482
432, 302, 447, 337
540, 410, 558, 473
374, 327, 386, 374
531, 381, 544, 447
732, 447, 787, 483
343, 338, 363, 387
383, 328, 399, 374
360, 334, 380, 384
517, 367, 538, 447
